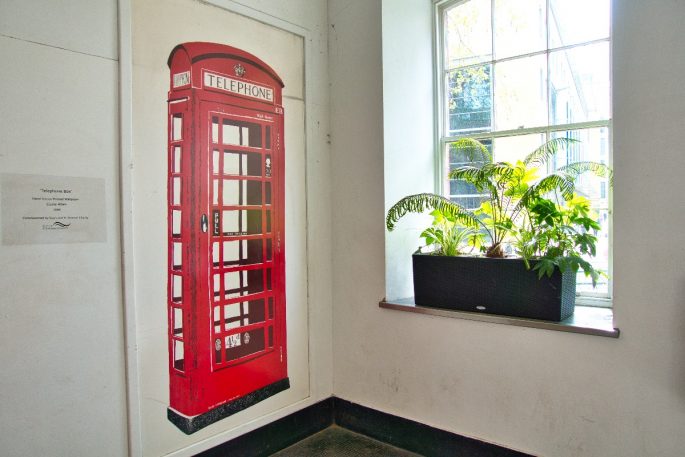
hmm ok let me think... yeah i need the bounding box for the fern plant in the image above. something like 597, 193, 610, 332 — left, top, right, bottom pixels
386, 137, 613, 284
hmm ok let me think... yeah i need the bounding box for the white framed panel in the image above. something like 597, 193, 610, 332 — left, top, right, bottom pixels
120, 0, 328, 455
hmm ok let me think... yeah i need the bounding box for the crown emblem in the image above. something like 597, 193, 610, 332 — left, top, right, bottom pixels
234, 63, 246, 77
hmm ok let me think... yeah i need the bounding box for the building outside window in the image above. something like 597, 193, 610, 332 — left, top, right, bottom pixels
437, 0, 612, 302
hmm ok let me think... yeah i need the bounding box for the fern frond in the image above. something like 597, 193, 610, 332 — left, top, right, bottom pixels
448, 165, 483, 184
514, 173, 575, 213
450, 162, 515, 193
386, 193, 480, 231
558, 161, 614, 186
482, 162, 517, 182
451, 138, 492, 163
523, 138, 578, 167
536, 173, 575, 198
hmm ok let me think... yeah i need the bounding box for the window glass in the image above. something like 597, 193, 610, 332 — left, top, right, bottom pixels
549, 42, 610, 125
222, 119, 262, 147
439, 0, 612, 302
551, 128, 610, 295
173, 307, 183, 337
494, 0, 545, 59
445, 0, 492, 68
172, 242, 182, 269
492, 133, 545, 164
172, 177, 181, 206
447, 65, 492, 136
549, 0, 610, 48
493, 55, 547, 131
212, 117, 219, 143
173, 146, 181, 173
447, 139, 491, 210
173, 340, 184, 371
172, 275, 182, 302
172, 114, 182, 141
171, 210, 181, 236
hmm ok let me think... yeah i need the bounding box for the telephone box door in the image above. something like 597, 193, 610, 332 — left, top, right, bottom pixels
202, 102, 287, 390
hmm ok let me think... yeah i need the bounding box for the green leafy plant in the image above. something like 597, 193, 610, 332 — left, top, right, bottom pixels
386, 137, 612, 284
419, 208, 481, 256
516, 194, 603, 285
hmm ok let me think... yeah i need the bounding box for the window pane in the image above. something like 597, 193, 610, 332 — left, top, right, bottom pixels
494, 55, 547, 131
219, 239, 263, 266
576, 208, 610, 295
449, 138, 492, 165
172, 177, 181, 206
222, 179, 258, 206
222, 209, 263, 235
450, 180, 479, 196
222, 303, 241, 330
493, 133, 545, 164
223, 123, 240, 145
494, 0, 546, 60
173, 146, 181, 173
445, 0, 492, 68
221, 120, 262, 148
172, 275, 182, 302
172, 242, 182, 269
550, 128, 609, 201
447, 65, 492, 136
450, 195, 488, 210
549, 0, 610, 48
172, 114, 182, 141
171, 210, 181, 236
265, 182, 271, 205
224, 270, 264, 299
173, 307, 183, 337
549, 42, 610, 125
212, 117, 219, 143
448, 139, 491, 210
173, 340, 184, 371
224, 150, 262, 177
551, 128, 610, 296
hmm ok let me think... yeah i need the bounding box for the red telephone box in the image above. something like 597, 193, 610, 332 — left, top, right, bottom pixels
166, 42, 288, 434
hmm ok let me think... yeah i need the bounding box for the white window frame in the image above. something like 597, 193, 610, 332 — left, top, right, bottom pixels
433, 0, 613, 306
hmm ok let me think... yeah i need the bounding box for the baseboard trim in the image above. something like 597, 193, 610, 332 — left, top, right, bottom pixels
333, 397, 532, 457
195, 397, 333, 457
196, 396, 532, 456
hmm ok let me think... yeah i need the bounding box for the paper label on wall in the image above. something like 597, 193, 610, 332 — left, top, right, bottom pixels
1, 174, 106, 245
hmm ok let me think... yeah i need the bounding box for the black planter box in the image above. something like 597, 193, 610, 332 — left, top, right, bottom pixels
412, 253, 576, 321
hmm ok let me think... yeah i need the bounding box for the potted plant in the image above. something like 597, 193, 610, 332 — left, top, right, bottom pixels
386, 138, 612, 321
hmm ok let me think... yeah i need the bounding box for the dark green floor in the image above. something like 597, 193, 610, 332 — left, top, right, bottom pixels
270, 425, 422, 457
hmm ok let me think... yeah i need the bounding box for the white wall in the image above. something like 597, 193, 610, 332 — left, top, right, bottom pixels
382, 0, 435, 300
331, 0, 685, 456
0, 1, 128, 456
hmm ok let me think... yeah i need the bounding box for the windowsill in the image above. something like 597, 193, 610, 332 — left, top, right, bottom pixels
379, 298, 619, 338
